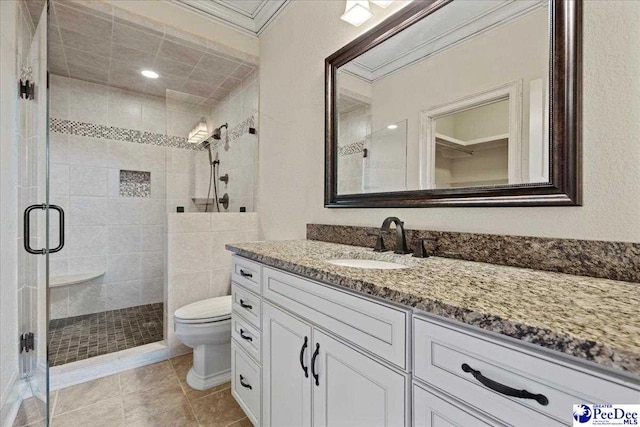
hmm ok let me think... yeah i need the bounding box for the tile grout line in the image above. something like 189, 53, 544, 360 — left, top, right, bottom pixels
117, 370, 125, 426
168, 358, 201, 424
223, 416, 249, 427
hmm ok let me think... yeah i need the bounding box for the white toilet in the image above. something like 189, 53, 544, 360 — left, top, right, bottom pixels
174, 295, 232, 390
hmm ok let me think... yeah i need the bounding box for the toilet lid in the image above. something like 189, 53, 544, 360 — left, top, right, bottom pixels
174, 295, 232, 323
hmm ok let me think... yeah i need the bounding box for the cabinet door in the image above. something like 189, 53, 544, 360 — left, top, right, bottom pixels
262, 302, 313, 427
413, 382, 499, 427
312, 329, 409, 427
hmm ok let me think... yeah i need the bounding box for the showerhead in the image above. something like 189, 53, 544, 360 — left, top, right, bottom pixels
212, 123, 228, 140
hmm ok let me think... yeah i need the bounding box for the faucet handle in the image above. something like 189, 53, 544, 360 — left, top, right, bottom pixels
367, 231, 387, 252
412, 237, 438, 258
373, 235, 387, 252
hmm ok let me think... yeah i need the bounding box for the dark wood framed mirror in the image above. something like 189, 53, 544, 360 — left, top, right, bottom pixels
325, 0, 581, 208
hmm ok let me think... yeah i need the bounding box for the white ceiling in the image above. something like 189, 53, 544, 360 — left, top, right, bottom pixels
342, 0, 548, 82
175, 0, 291, 36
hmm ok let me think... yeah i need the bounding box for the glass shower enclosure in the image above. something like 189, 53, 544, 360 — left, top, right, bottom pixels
11, 0, 51, 423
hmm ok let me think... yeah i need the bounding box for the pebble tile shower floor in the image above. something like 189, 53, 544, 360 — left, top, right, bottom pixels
48, 303, 164, 366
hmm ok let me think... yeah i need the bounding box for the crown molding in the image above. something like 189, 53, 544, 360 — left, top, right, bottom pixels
174, 0, 291, 36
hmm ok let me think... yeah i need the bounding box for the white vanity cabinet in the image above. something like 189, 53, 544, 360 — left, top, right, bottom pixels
232, 255, 411, 427
230, 255, 640, 427
262, 302, 312, 427
262, 300, 409, 427
311, 328, 409, 427
413, 382, 501, 427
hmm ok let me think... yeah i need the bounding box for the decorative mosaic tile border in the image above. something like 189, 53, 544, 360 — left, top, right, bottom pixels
210, 114, 256, 150
119, 170, 151, 198
50, 118, 202, 151
338, 141, 365, 156
229, 114, 256, 142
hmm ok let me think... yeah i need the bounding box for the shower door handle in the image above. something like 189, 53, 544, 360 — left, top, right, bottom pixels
23, 204, 65, 255
50, 205, 65, 253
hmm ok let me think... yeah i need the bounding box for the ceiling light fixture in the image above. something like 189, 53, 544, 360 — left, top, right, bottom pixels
341, 0, 373, 27
387, 124, 398, 130
141, 70, 159, 79
188, 120, 209, 144
371, 0, 393, 8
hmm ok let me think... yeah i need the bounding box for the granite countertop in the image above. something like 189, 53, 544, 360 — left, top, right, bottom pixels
226, 240, 640, 377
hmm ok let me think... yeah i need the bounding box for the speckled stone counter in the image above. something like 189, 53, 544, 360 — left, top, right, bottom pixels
226, 240, 640, 377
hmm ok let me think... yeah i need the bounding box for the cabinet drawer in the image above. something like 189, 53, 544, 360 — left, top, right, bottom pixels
413, 382, 501, 427
232, 256, 261, 294
232, 343, 261, 426
232, 315, 261, 363
263, 267, 409, 370
413, 316, 640, 426
232, 283, 261, 330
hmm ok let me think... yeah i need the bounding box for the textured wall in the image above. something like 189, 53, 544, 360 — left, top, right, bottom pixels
48, 75, 206, 318
257, 1, 640, 243
196, 69, 260, 212
166, 212, 259, 356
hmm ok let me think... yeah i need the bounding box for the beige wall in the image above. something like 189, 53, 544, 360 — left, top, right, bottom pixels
257, 0, 640, 243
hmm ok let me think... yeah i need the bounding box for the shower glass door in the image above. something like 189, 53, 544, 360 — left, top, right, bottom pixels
18, 0, 50, 424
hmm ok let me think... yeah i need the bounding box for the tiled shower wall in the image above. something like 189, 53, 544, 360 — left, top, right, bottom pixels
48, 75, 209, 319
166, 213, 259, 356
196, 70, 259, 212
337, 106, 371, 194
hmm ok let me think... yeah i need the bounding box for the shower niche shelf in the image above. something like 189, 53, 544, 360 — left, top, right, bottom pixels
49, 271, 105, 288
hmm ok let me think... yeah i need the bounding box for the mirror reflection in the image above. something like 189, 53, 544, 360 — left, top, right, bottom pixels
336, 0, 550, 195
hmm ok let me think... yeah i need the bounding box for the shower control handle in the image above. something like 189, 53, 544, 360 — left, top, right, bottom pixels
239, 299, 253, 310
239, 329, 253, 342
239, 269, 253, 278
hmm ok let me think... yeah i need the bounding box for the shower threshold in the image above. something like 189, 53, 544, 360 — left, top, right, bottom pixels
48, 303, 163, 367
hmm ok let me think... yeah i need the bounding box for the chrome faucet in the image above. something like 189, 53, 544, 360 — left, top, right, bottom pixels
378, 217, 411, 255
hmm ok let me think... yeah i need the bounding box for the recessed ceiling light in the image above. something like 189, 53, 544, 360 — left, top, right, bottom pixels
387, 124, 398, 130
141, 70, 159, 79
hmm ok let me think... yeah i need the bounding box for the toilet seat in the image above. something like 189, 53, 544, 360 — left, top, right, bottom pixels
174, 295, 232, 324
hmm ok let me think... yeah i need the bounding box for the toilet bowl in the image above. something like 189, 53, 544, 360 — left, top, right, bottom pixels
174, 295, 232, 390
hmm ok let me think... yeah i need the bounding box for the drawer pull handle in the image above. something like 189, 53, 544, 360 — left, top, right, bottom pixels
239, 299, 253, 310
299, 336, 309, 378
461, 363, 549, 406
239, 329, 253, 342
311, 343, 320, 386
239, 374, 252, 390
239, 269, 253, 278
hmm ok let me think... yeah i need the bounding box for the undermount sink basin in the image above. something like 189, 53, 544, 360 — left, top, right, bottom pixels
327, 259, 409, 270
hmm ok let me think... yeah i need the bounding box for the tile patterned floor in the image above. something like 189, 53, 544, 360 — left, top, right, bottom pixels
14, 353, 251, 427
48, 303, 164, 366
